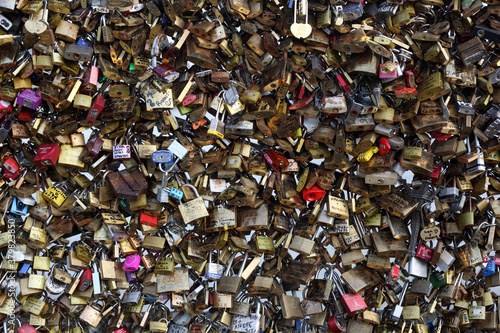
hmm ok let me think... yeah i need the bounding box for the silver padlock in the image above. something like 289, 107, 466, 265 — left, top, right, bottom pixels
436, 249, 455, 272
122, 287, 142, 304
63, 44, 94, 62
205, 251, 223, 280
224, 86, 239, 106
438, 187, 460, 203
374, 124, 399, 137
225, 117, 254, 136
157, 159, 180, 203
387, 136, 405, 150
408, 256, 428, 278
167, 140, 189, 159
448, 192, 466, 213
455, 99, 475, 115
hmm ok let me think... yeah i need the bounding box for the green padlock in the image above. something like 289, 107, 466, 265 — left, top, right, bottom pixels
178, 105, 193, 115
430, 271, 446, 289
458, 211, 474, 230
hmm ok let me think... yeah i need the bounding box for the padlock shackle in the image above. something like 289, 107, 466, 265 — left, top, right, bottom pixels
181, 183, 200, 198
477, 222, 496, 231
224, 252, 236, 276
158, 156, 180, 173
331, 271, 346, 295
235, 251, 249, 277
398, 281, 410, 306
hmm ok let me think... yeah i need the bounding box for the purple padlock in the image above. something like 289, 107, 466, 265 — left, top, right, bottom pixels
126, 271, 137, 282
17, 89, 42, 110
122, 255, 141, 272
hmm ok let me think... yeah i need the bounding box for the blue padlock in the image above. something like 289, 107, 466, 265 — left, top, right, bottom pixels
19, 263, 31, 275
483, 260, 496, 277
11, 197, 28, 215
168, 187, 184, 201
76, 38, 90, 47
151, 150, 174, 169
294, 320, 301, 331
152, 150, 174, 164
145, 295, 158, 303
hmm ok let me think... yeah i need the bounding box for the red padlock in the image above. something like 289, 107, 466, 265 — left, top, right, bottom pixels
4, 157, 20, 175
430, 165, 441, 184
289, 94, 315, 110
340, 292, 368, 316
328, 313, 346, 333
18, 323, 37, 333
18, 109, 34, 121
140, 210, 158, 227
430, 131, 451, 141
115, 327, 131, 333
81, 136, 104, 160
266, 149, 289, 168
395, 86, 418, 98
405, 71, 416, 87
296, 81, 306, 100
81, 64, 99, 94
386, 266, 400, 286
182, 94, 197, 106
302, 185, 326, 201
87, 95, 106, 122
78, 268, 93, 291
415, 244, 434, 263
152, 63, 175, 78
379, 137, 391, 155
4, 169, 21, 180
336, 72, 351, 93
0, 100, 12, 113
34, 143, 62, 167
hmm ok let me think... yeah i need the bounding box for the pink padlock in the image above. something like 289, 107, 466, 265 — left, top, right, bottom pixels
122, 255, 141, 271
379, 64, 398, 79
494, 253, 500, 266
0, 99, 12, 113
18, 323, 37, 333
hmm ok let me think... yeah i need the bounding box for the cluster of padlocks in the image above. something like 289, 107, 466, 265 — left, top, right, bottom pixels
1, 0, 500, 332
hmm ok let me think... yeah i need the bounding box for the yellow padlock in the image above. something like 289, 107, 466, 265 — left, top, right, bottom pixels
43, 185, 67, 208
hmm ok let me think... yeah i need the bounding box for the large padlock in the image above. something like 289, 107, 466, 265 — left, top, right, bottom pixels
178, 184, 209, 224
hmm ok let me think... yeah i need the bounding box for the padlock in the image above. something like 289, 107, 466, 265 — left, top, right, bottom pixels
178, 184, 209, 224
332, 271, 368, 316
2, 0, 500, 329
63, 44, 94, 62
17, 89, 42, 110
113, 137, 131, 160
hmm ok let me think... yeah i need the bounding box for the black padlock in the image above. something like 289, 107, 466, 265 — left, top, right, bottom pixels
377, 1, 398, 18
472, 23, 500, 43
